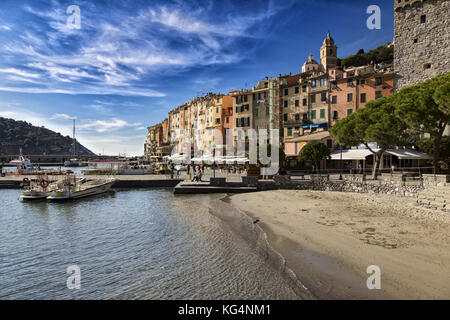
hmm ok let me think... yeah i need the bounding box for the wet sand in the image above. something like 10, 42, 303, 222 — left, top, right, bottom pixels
227, 190, 450, 300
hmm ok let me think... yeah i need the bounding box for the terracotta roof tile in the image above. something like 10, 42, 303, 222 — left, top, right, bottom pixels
284, 73, 301, 87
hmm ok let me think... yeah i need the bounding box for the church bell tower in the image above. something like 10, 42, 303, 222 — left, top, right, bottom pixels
320, 32, 337, 72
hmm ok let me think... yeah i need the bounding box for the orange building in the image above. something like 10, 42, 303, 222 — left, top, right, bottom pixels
329, 65, 394, 125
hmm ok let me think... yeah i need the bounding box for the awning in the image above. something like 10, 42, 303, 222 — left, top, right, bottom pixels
330, 149, 432, 161
330, 149, 374, 160
385, 149, 433, 160
191, 156, 249, 164
168, 154, 189, 162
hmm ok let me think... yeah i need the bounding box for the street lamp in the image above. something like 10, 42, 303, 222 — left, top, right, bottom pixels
213, 144, 216, 179
339, 144, 343, 180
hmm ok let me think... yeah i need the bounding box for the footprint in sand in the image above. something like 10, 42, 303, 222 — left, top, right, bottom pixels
316, 220, 340, 227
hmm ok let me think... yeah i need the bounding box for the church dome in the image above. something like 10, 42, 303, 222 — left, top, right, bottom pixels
304, 54, 319, 65
302, 54, 320, 73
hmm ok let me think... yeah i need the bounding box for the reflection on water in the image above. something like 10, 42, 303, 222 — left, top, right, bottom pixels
0, 189, 297, 300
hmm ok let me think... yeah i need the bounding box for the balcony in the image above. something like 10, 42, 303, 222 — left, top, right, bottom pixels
284, 119, 302, 126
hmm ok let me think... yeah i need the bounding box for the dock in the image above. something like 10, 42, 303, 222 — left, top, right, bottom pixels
173, 181, 257, 194
0, 172, 259, 194
0, 175, 183, 189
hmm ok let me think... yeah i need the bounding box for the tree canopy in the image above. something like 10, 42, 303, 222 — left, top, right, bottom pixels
330, 96, 408, 178
338, 45, 393, 68
395, 72, 450, 173
330, 71, 450, 175
298, 141, 331, 171
417, 136, 450, 168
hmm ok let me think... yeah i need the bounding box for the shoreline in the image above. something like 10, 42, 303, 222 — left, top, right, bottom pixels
212, 190, 450, 300
206, 194, 313, 300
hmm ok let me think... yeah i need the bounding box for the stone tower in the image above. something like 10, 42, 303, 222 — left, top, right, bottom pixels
320, 32, 338, 72
394, 0, 450, 91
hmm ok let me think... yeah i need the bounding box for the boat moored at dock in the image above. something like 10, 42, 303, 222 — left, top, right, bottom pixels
20, 175, 87, 200
46, 176, 116, 200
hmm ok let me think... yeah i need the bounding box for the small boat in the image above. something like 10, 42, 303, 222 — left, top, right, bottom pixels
21, 188, 50, 200
20, 175, 87, 200
64, 158, 85, 167
9, 149, 36, 174
47, 176, 116, 200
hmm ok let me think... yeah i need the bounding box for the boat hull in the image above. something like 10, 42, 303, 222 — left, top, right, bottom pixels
21, 193, 48, 200
47, 180, 115, 201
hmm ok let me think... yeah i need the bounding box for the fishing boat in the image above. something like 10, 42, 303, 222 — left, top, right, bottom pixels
20, 175, 86, 200
21, 176, 52, 200
47, 175, 116, 200
64, 120, 86, 168
9, 148, 35, 174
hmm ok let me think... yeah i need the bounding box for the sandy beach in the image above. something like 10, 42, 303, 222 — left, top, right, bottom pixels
228, 190, 450, 300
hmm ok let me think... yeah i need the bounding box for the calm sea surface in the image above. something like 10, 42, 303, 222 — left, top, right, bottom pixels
0, 188, 297, 299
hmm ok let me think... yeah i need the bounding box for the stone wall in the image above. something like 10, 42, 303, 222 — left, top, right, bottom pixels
245, 175, 449, 197
422, 174, 450, 186
394, 0, 450, 91
271, 174, 429, 197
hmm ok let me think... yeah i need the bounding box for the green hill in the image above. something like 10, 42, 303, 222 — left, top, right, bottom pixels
337, 44, 394, 68
0, 117, 95, 155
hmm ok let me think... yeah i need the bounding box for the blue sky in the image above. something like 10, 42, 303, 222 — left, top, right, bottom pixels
0, 0, 394, 155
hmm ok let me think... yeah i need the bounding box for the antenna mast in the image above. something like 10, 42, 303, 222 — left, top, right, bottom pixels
72, 119, 76, 157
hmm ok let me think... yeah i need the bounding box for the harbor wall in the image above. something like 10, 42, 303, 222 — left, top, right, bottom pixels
268, 174, 449, 197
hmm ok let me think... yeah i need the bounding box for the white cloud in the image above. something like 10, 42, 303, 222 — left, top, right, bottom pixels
0, 68, 40, 78
1, 2, 285, 98
50, 113, 77, 120
28, 62, 101, 81
0, 86, 165, 97
0, 111, 16, 117
79, 118, 141, 133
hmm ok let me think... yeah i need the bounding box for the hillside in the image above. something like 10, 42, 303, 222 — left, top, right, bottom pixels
0, 117, 94, 156
337, 44, 394, 68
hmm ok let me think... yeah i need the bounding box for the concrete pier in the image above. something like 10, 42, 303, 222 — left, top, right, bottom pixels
173, 181, 257, 194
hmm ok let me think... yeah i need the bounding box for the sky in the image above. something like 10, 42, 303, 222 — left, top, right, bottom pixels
0, 0, 394, 156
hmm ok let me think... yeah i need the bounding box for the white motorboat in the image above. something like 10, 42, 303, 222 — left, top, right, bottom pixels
20, 176, 86, 200
21, 189, 49, 200
47, 176, 116, 200
9, 148, 35, 174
